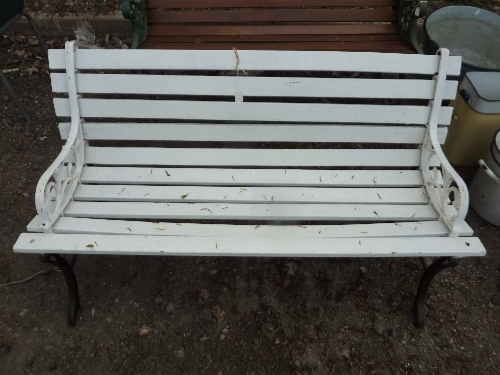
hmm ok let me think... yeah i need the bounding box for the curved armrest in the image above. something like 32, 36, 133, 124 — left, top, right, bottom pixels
35, 41, 85, 231
421, 49, 468, 236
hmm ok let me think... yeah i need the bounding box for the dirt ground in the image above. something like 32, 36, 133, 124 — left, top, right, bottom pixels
2, 2, 500, 375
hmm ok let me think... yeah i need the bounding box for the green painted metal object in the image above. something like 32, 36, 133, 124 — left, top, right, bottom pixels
121, 0, 147, 49
398, 0, 428, 54
121, 0, 425, 52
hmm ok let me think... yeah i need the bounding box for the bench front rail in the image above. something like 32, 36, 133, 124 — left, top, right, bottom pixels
14, 42, 485, 326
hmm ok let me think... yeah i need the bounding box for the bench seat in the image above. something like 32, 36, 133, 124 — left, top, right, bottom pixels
13, 43, 486, 326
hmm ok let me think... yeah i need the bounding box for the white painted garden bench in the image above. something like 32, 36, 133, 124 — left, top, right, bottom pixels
14, 41, 486, 326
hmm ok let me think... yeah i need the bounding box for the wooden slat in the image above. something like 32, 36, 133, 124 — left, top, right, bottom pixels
26, 216, 475, 238
63, 201, 438, 221
73, 185, 429, 204
148, 9, 398, 23
51, 73, 459, 100
148, 24, 398, 37
53, 99, 454, 125
15, 233, 485, 257
84, 147, 439, 167
145, 34, 407, 43
80, 167, 426, 187
59, 123, 449, 144
146, 0, 399, 9
140, 42, 416, 53
48, 49, 462, 76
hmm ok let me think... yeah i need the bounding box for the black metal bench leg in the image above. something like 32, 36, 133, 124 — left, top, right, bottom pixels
39, 254, 81, 326
413, 256, 459, 328
0, 68, 30, 121
22, 12, 48, 57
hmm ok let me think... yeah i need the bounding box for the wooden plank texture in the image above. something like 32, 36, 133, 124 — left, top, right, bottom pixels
144, 34, 407, 43
14, 233, 486, 257
148, 24, 398, 37
146, 0, 399, 9
83, 147, 439, 167
80, 168, 426, 187
26, 216, 474, 237
53, 99, 454, 125
51, 73, 459, 100
48, 49, 462, 75
63, 202, 438, 221
147, 9, 398, 23
58, 123, 449, 144
140, 42, 415, 53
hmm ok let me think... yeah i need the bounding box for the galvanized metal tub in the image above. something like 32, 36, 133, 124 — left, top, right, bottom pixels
425, 6, 500, 71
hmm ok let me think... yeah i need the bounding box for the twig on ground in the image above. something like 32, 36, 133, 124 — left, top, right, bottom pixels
0, 268, 59, 287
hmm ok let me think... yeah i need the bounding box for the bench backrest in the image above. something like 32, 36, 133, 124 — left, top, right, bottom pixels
142, 0, 413, 52
49, 49, 460, 155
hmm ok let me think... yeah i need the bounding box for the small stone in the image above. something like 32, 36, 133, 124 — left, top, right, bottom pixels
174, 348, 185, 358
22, 193, 29, 198
3, 95, 9, 102
252, 338, 260, 347
372, 316, 387, 336
211, 305, 225, 323
166, 303, 175, 313
283, 327, 294, 340
209, 269, 217, 275
111, 36, 123, 46
285, 262, 297, 275
341, 347, 350, 359
138, 326, 153, 336
261, 323, 275, 340
199, 289, 210, 301
118, 332, 126, 340
155, 296, 163, 304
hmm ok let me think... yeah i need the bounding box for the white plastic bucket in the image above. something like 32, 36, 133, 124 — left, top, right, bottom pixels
470, 130, 500, 226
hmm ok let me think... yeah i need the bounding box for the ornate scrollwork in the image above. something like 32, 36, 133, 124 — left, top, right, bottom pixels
35, 135, 84, 231
421, 135, 468, 236
398, 0, 428, 53
421, 48, 468, 236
